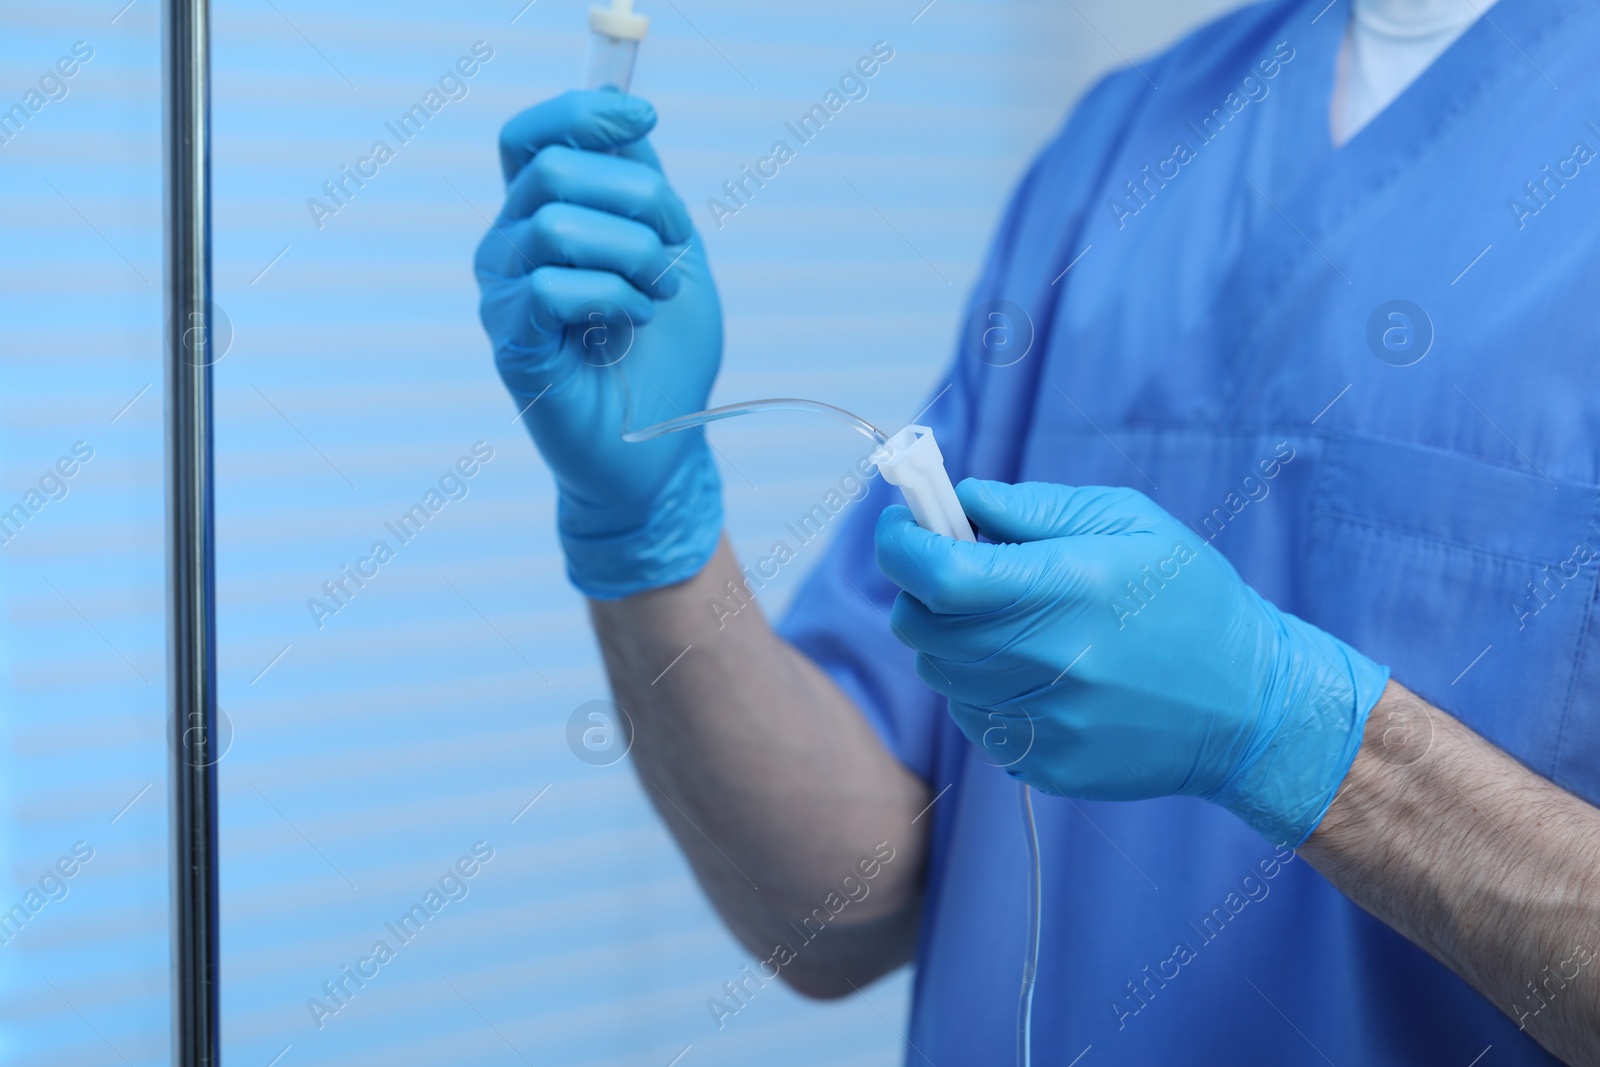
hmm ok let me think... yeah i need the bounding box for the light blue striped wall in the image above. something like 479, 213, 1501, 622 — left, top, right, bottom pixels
0, 1, 1239, 1063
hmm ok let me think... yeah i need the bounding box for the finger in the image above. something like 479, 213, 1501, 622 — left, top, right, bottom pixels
874, 505, 1036, 615
613, 136, 666, 171
486, 203, 683, 299
956, 479, 1160, 544
480, 266, 654, 362
943, 700, 988, 749
948, 701, 1039, 774
501, 144, 692, 243
498, 90, 658, 184
888, 591, 1006, 665
912, 652, 962, 701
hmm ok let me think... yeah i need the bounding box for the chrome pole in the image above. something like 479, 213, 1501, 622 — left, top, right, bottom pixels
162, 0, 220, 1062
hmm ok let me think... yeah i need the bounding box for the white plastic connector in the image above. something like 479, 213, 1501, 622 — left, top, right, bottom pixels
872, 425, 976, 542
589, 0, 650, 41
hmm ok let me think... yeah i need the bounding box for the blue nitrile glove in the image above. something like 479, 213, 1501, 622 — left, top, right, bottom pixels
874, 479, 1390, 847
475, 90, 723, 599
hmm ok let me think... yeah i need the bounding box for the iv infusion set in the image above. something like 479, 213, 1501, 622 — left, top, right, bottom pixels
622, 397, 976, 544
577, 5, 1037, 1062
579, 0, 974, 543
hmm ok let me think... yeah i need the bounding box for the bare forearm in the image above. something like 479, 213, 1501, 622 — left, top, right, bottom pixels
1304, 681, 1600, 1064
589, 536, 929, 995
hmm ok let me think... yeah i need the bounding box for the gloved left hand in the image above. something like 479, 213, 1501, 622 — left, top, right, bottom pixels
874, 478, 1390, 847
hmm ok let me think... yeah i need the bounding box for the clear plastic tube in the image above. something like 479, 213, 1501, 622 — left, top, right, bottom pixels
621, 397, 889, 448
1018, 782, 1041, 1067
584, 31, 639, 91
583, 0, 648, 92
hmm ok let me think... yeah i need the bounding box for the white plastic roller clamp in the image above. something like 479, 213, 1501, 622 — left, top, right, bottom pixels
871, 425, 976, 542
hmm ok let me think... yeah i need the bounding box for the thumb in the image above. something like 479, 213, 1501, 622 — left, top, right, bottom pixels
956, 479, 1161, 543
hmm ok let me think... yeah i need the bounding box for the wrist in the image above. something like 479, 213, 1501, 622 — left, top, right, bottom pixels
1309, 679, 1429, 844
1212, 611, 1391, 848
559, 447, 724, 600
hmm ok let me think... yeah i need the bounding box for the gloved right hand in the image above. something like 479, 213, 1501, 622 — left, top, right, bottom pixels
874, 479, 1390, 848
476, 90, 724, 600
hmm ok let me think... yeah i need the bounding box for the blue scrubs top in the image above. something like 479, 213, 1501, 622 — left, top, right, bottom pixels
779, 0, 1600, 1062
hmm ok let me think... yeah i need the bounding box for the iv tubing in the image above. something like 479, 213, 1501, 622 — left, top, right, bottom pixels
617, 382, 972, 538
621, 397, 890, 448
1018, 782, 1041, 1067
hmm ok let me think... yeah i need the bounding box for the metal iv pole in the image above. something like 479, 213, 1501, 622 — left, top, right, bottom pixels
162, 0, 221, 1062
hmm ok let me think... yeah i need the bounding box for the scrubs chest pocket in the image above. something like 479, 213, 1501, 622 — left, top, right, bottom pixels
1301, 435, 1600, 780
